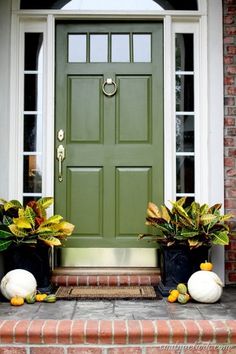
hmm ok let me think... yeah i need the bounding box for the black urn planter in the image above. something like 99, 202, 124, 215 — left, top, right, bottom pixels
158, 244, 210, 296
4, 243, 52, 293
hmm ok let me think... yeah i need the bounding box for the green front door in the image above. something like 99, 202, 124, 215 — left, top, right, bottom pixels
55, 22, 163, 252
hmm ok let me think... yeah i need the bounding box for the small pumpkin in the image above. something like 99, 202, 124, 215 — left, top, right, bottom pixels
200, 260, 213, 271
169, 289, 179, 298
35, 293, 48, 302
167, 294, 177, 303
10, 296, 24, 306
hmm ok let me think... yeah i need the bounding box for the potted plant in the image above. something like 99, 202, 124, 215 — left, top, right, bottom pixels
139, 197, 232, 294
0, 197, 74, 292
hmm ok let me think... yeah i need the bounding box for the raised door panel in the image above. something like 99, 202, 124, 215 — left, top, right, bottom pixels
116, 76, 151, 143
68, 76, 103, 143
116, 167, 152, 237
67, 167, 103, 237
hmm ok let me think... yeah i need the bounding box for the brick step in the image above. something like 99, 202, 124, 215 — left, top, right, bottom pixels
51, 267, 161, 287
0, 319, 235, 353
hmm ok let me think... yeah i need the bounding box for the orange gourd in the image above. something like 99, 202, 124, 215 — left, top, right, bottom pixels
169, 289, 179, 299
200, 261, 213, 271
35, 293, 48, 302
10, 296, 24, 306
167, 294, 177, 303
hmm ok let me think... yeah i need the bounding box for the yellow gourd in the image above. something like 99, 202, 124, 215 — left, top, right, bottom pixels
200, 261, 213, 271
10, 296, 24, 306
35, 293, 48, 302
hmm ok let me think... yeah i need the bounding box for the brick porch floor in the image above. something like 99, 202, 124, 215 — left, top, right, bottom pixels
0, 270, 235, 353
0, 286, 236, 353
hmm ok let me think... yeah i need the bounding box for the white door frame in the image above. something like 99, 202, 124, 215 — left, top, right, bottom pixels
8, 0, 225, 278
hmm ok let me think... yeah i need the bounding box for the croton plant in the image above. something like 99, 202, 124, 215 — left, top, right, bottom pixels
139, 197, 233, 249
0, 197, 74, 251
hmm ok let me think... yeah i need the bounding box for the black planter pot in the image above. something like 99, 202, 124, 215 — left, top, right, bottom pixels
158, 244, 210, 296
4, 243, 52, 293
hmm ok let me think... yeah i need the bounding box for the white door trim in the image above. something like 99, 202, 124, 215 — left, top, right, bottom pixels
8, 0, 225, 278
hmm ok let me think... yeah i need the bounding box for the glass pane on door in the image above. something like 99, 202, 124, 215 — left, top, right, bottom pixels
68, 34, 87, 62
133, 34, 151, 62
111, 34, 130, 62
90, 34, 108, 62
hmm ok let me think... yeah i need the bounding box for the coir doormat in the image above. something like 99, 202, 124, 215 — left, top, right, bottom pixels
55, 286, 160, 300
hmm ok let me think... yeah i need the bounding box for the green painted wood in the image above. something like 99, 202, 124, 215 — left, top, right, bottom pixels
55, 22, 163, 248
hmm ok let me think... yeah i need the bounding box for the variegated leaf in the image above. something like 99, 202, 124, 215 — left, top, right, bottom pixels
212, 231, 229, 245
4, 200, 22, 211
208, 203, 222, 213
200, 214, 218, 226
188, 239, 202, 248
37, 197, 53, 210
18, 208, 25, 218
174, 197, 186, 207
55, 221, 75, 235
40, 215, 63, 227
219, 214, 233, 222
179, 216, 194, 228
24, 206, 36, 227
0, 239, 12, 251
38, 235, 61, 246
147, 202, 161, 218
8, 224, 28, 237
35, 226, 53, 233
199, 203, 209, 215
180, 230, 199, 238
13, 217, 32, 229
2, 215, 12, 226
160, 205, 171, 222
0, 230, 13, 238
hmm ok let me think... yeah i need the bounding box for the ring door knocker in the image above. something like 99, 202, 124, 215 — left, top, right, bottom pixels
102, 78, 117, 97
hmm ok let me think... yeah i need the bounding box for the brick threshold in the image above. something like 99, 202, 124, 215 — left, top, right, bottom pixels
0, 319, 236, 353
51, 267, 161, 287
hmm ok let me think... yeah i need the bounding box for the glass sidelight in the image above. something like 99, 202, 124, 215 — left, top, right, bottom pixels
175, 33, 195, 203
23, 33, 43, 204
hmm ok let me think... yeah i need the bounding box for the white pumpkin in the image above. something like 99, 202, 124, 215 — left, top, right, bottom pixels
187, 270, 223, 303
0, 269, 37, 300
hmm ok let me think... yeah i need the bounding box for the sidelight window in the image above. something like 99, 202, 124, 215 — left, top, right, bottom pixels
175, 33, 195, 203
23, 33, 44, 204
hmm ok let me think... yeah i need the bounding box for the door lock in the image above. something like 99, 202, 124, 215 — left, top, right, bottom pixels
57, 144, 65, 182
57, 129, 65, 142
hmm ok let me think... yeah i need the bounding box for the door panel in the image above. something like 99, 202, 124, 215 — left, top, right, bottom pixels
55, 22, 163, 250
69, 76, 103, 143
116, 167, 152, 237
117, 76, 151, 143
68, 167, 103, 236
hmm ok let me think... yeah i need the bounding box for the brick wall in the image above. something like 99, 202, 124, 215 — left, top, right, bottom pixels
224, 0, 236, 284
